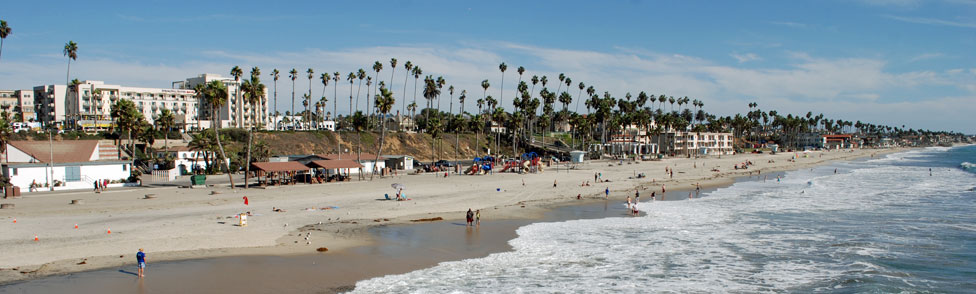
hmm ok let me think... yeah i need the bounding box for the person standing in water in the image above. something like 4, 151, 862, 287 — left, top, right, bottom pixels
475, 210, 481, 226
136, 248, 147, 277
634, 189, 640, 204
605, 187, 610, 198
466, 209, 474, 227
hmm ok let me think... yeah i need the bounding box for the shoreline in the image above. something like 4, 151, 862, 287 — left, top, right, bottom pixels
0, 147, 909, 286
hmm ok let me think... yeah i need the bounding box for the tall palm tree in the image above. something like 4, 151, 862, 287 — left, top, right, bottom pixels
347, 72, 356, 117
423, 76, 441, 163
288, 68, 298, 129
332, 71, 340, 121
62, 41, 78, 128
356, 68, 366, 114
230, 66, 243, 127
515, 66, 525, 100
371, 86, 395, 180
411, 67, 422, 118
455, 90, 466, 167
498, 63, 507, 113
242, 69, 265, 188
555, 73, 565, 99
320, 72, 330, 123
401, 61, 413, 117
306, 68, 314, 130
0, 20, 10, 63
371, 62, 382, 118
388, 58, 398, 103
203, 80, 234, 188
271, 69, 279, 130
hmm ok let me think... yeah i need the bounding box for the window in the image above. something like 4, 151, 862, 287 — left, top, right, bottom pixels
12, 168, 17, 176
123, 164, 128, 171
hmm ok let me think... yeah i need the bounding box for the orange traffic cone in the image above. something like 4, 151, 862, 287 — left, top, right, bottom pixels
107, 228, 111, 234
75, 224, 79, 229
34, 234, 38, 242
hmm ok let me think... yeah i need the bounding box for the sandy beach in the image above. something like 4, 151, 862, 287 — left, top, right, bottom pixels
0, 148, 905, 284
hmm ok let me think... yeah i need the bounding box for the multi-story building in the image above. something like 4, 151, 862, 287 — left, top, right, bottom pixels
33, 85, 68, 127
0, 90, 34, 122
653, 131, 734, 156
63, 80, 200, 131
172, 74, 269, 130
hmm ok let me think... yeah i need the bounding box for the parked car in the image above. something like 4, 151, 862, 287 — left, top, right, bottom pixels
434, 160, 455, 168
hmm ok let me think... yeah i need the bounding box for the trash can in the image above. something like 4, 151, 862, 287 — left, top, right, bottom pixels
190, 174, 207, 185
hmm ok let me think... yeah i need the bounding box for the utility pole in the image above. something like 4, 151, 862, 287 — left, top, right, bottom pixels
48, 129, 54, 191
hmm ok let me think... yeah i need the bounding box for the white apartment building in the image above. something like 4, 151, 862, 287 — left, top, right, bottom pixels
653, 131, 734, 156
33, 85, 68, 127
173, 74, 270, 130
63, 80, 200, 131
0, 90, 35, 122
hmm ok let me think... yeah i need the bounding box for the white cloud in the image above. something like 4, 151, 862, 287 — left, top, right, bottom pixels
908, 52, 945, 62
730, 53, 762, 63
884, 15, 976, 28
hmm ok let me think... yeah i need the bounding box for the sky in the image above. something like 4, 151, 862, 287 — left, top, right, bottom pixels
0, 0, 974, 133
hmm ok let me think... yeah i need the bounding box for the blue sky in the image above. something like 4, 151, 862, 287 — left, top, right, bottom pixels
1, 0, 974, 133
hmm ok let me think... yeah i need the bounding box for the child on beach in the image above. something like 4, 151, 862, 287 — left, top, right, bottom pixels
627, 195, 632, 210
605, 187, 610, 198
476, 210, 481, 226
136, 248, 147, 277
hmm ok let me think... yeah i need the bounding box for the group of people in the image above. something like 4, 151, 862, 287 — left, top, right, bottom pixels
92, 179, 109, 193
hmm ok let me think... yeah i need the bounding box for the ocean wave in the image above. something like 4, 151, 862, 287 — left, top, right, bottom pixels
349, 156, 976, 294
961, 162, 976, 172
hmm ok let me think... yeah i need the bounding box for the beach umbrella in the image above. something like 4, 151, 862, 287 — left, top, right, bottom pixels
391, 183, 405, 190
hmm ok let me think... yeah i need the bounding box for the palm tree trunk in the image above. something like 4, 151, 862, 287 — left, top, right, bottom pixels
244, 129, 252, 188
213, 105, 234, 189
371, 118, 387, 180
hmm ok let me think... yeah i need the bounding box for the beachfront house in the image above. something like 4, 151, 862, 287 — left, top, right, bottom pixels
323, 153, 386, 175
651, 132, 734, 156
155, 146, 221, 174
1, 140, 133, 191
382, 155, 414, 171
822, 134, 859, 149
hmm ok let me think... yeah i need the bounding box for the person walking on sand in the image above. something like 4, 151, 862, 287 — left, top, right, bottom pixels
136, 248, 147, 277
466, 209, 474, 227
553, 179, 558, 188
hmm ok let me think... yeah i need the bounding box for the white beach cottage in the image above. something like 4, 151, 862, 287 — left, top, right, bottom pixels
1, 140, 133, 192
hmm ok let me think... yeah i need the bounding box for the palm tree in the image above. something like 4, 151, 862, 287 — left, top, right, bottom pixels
515, 66, 525, 100
62, 41, 78, 128
188, 132, 214, 173
356, 68, 366, 113
333, 72, 340, 121
203, 80, 234, 188
401, 61, 413, 117
0, 20, 10, 63
271, 69, 279, 130
288, 68, 298, 129
498, 62, 507, 113
371, 86, 395, 180
350, 111, 368, 179
155, 108, 175, 151
320, 72, 330, 122
388, 58, 398, 104
412, 67, 422, 118
455, 90, 466, 167
423, 76, 441, 163
243, 71, 265, 188
230, 66, 243, 127
301, 68, 311, 130
347, 72, 356, 117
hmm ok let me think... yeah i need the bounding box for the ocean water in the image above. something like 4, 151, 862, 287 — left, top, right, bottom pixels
351, 146, 976, 293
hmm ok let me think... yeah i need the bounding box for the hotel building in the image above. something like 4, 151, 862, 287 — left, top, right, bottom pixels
63, 80, 200, 131
172, 74, 270, 130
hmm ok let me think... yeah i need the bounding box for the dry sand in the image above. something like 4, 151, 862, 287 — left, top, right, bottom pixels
0, 148, 905, 283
